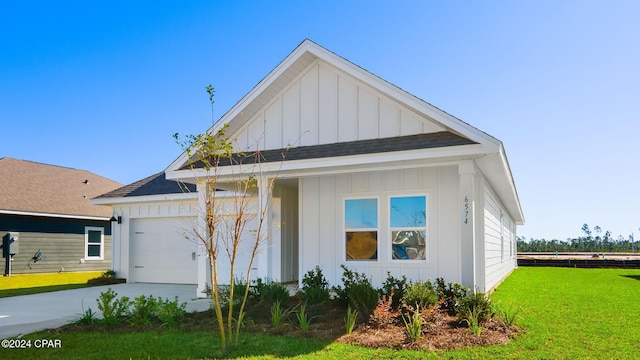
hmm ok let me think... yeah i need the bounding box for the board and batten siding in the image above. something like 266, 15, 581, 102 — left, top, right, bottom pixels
233, 59, 445, 152
483, 184, 516, 291
299, 165, 460, 287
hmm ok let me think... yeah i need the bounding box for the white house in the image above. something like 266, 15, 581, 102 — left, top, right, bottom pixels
94, 39, 524, 297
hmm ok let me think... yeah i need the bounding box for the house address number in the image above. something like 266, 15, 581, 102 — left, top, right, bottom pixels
464, 196, 469, 225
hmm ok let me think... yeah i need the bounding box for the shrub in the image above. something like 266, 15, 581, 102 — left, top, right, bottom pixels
253, 278, 290, 305
295, 303, 317, 331
370, 289, 398, 327
128, 295, 158, 326
457, 291, 494, 325
157, 296, 187, 327
495, 302, 521, 327
402, 280, 439, 309
380, 272, 407, 310
298, 266, 331, 304
97, 288, 131, 325
333, 265, 379, 319
435, 277, 470, 315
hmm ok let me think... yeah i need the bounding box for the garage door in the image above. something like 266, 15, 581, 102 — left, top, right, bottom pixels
130, 217, 197, 284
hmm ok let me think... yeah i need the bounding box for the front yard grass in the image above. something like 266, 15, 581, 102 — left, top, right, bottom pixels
2, 267, 639, 359
0, 271, 102, 298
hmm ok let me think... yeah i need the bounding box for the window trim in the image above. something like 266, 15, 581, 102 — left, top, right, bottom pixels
344, 196, 380, 262
389, 194, 428, 263
85, 226, 104, 260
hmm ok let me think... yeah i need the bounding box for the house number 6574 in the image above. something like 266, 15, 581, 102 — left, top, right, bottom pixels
464, 196, 469, 224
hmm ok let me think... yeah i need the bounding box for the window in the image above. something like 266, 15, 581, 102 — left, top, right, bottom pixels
85, 227, 104, 260
345, 198, 378, 260
390, 196, 426, 260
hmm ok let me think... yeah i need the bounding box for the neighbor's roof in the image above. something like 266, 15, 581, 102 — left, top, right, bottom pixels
0, 157, 122, 219
95, 172, 196, 199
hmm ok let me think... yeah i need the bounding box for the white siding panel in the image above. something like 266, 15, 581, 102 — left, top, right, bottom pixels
264, 98, 283, 149
379, 99, 400, 137
282, 83, 300, 146
400, 109, 425, 136
318, 64, 339, 143
483, 184, 516, 291
337, 76, 358, 142
299, 66, 319, 146
246, 113, 265, 151
357, 87, 379, 140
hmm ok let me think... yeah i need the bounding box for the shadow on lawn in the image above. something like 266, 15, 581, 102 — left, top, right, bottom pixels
621, 275, 640, 282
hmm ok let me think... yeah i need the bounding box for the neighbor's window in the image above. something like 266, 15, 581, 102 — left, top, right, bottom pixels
390, 195, 426, 260
345, 198, 378, 260
85, 227, 104, 260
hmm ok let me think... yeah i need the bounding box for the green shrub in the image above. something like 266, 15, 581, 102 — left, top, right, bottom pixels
380, 272, 408, 310
402, 305, 423, 342
295, 303, 317, 331
457, 291, 494, 324
333, 265, 379, 319
253, 278, 290, 305
299, 266, 331, 304
128, 295, 158, 326
97, 288, 131, 325
402, 280, 439, 309
435, 277, 470, 315
156, 296, 187, 327
344, 305, 358, 334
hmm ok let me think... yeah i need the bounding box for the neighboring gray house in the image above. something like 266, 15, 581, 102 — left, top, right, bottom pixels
0, 158, 122, 274
95, 40, 524, 296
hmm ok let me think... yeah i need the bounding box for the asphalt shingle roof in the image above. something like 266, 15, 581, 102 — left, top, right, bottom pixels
0, 158, 122, 218
95, 172, 196, 199
183, 131, 477, 169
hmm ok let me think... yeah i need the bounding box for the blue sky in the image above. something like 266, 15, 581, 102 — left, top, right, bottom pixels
1, 1, 638, 241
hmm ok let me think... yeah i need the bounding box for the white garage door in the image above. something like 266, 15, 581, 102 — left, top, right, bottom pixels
130, 217, 198, 284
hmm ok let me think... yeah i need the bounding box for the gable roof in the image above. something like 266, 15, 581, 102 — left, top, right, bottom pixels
165, 39, 524, 224
94, 172, 196, 201
0, 158, 122, 219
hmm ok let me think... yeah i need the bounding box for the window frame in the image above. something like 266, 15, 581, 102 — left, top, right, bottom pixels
389, 194, 428, 262
85, 226, 104, 260
344, 196, 380, 262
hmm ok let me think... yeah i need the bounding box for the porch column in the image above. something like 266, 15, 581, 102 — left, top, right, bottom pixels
255, 177, 281, 281
459, 162, 476, 289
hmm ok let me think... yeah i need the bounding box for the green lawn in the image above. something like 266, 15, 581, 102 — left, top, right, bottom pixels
0, 271, 102, 298
1, 267, 639, 359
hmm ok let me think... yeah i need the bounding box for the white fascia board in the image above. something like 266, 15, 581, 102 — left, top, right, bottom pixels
0, 209, 109, 221
91, 192, 198, 206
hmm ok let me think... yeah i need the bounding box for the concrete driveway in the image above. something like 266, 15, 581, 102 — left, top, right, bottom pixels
0, 283, 211, 338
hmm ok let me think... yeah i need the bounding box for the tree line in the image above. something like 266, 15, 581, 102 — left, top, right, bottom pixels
518, 224, 638, 253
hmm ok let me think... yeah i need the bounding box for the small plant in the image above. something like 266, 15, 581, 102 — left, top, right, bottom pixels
128, 295, 158, 326
435, 277, 470, 315
156, 296, 187, 327
370, 289, 398, 327
460, 305, 483, 335
457, 291, 494, 324
76, 307, 97, 325
97, 288, 131, 325
402, 305, 423, 342
295, 303, 317, 331
495, 302, 521, 327
270, 300, 295, 327
402, 280, 439, 309
253, 278, 290, 305
380, 272, 408, 310
344, 305, 358, 334
101, 269, 116, 278
298, 266, 331, 304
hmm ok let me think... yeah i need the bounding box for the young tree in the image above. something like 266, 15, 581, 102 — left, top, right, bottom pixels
174, 85, 281, 352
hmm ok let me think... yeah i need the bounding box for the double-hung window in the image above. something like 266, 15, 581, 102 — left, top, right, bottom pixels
345, 198, 378, 260
85, 227, 104, 260
390, 195, 427, 261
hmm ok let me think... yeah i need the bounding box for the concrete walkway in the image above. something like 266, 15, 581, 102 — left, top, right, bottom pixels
0, 283, 211, 338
